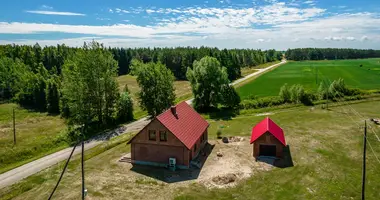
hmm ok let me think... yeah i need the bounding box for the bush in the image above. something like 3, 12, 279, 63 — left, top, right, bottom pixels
289, 84, 305, 103
240, 96, 284, 109
216, 129, 223, 139
117, 92, 134, 123
279, 83, 291, 103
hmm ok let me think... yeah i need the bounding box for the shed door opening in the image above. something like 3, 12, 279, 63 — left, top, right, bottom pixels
259, 145, 276, 157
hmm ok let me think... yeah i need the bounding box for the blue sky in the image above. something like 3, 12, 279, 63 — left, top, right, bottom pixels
0, 0, 379, 49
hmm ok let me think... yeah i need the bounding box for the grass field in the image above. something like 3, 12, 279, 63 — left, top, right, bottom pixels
0, 104, 67, 174
240, 61, 280, 77
117, 75, 192, 118
2, 100, 379, 200
237, 58, 380, 99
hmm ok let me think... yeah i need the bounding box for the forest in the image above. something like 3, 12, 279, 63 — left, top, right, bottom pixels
285, 48, 380, 61
0, 42, 281, 135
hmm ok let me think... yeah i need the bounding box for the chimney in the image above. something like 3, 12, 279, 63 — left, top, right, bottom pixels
170, 106, 177, 116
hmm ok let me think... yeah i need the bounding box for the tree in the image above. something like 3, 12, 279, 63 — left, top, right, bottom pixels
0, 58, 29, 100
117, 92, 134, 123
279, 83, 291, 103
46, 75, 60, 114
136, 62, 176, 117
221, 85, 241, 108
186, 56, 230, 111
61, 41, 120, 126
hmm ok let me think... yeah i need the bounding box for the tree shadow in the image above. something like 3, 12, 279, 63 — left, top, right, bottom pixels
207, 107, 239, 121
257, 145, 294, 168
130, 143, 215, 183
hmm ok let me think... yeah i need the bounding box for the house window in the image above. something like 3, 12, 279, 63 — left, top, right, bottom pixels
148, 130, 156, 141
159, 131, 167, 141
194, 144, 197, 153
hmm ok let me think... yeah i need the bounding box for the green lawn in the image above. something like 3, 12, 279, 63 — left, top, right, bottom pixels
2, 100, 380, 200
237, 59, 380, 99
0, 104, 67, 174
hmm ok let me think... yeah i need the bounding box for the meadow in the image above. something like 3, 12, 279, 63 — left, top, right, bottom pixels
1, 100, 380, 200
237, 58, 380, 99
0, 104, 67, 174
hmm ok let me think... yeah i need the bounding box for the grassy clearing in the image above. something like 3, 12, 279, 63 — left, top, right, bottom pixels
240, 61, 280, 77
0, 132, 135, 200
0, 103, 67, 174
117, 75, 192, 118
3, 100, 380, 200
237, 58, 380, 99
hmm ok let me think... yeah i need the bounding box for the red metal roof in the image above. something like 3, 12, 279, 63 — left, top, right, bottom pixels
250, 117, 286, 146
156, 101, 209, 149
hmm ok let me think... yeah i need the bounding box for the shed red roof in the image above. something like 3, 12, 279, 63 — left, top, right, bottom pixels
250, 117, 286, 146
156, 101, 209, 149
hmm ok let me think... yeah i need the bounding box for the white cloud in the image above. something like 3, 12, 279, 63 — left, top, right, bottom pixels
41, 5, 53, 10
2, 2, 379, 49
256, 39, 265, 42
146, 9, 155, 14
114, 8, 130, 14
109, 9, 113, 13
96, 17, 111, 21
25, 10, 85, 16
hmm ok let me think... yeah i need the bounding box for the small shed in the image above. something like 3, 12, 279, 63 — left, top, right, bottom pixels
127, 102, 209, 169
250, 117, 286, 158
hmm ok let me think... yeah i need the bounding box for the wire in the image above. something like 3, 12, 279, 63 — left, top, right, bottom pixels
48, 141, 80, 200
366, 138, 380, 164
316, 71, 380, 164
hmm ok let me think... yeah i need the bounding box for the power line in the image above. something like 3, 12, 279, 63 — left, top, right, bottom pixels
316, 72, 380, 163
48, 141, 80, 200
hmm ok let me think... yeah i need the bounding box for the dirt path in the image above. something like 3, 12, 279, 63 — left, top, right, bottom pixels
0, 60, 287, 189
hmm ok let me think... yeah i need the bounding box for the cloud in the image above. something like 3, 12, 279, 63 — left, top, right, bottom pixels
25, 10, 85, 16
114, 8, 130, 14
361, 35, 369, 41
41, 5, 53, 10
109, 9, 113, 13
2, 2, 380, 49
96, 17, 111, 21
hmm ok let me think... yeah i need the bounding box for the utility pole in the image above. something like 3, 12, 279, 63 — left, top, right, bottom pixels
81, 123, 86, 200
13, 108, 16, 145
362, 120, 367, 200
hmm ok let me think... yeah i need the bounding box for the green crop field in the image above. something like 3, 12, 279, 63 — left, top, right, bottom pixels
237, 58, 380, 99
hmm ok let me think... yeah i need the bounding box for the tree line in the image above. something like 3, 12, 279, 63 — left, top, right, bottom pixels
285, 48, 380, 61
2, 42, 269, 138
0, 44, 281, 81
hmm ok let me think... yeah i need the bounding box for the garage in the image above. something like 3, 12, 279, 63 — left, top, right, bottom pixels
250, 117, 287, 159
259, 144, 277, 157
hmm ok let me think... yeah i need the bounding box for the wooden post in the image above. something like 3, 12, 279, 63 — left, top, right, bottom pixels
362, 120, 367, 200
13, 108, 16, 145
81, 124, 86, 200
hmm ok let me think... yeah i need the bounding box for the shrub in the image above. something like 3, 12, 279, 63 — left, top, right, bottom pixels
279, 83, 291, 103
216, 129, 223, 139
240, 96, 284, 109
117, 92, 134, 123
290, 84, 305, 103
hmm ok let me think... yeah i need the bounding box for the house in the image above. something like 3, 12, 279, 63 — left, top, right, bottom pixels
128, 101, 209, 169
250, 117, 286, 159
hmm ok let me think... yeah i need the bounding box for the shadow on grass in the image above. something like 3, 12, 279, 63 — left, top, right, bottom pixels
130, 143, 214, 183
206, 107, 240, 121
257, 145, 294, 168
